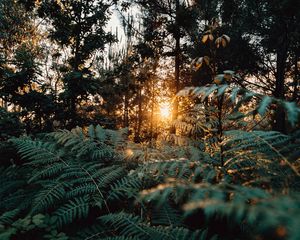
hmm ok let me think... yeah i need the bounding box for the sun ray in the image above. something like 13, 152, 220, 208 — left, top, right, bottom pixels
160, 103, 171, 119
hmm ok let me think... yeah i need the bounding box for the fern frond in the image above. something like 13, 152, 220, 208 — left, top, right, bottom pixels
100, 212, 150, 239
74, 224, 110, 240
100, 212, 212, 240
99, 237, 139, 240
223, 130, 300, 178
0, 188, 36, 211
66, 183, 97, 199
151, 202, 183, 226
0, 209, 20, 224
28, 162, 66, 183
31, 181, 68, 214
54, 197, 89, 227
108, 174, 145, 201
178, 84, 300, 126
10, 138, 67, 166
49, 125, 126, 161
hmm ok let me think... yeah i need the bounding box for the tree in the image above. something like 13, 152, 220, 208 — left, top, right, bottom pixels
37, 0, 115, 128
218, 0, 300, 132
0, 0, 54, 133
134, 0, 198, 122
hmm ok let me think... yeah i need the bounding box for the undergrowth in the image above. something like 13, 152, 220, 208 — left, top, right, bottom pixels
0, 84, 300, 240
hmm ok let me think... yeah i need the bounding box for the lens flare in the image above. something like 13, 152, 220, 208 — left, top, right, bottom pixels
160, 104, 171, 119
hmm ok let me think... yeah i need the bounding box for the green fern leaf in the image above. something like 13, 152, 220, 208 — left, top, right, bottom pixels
31, 181, 67, 214
54, 197, 89, 227
257, 96, 272, 117
284, 101, 300, 126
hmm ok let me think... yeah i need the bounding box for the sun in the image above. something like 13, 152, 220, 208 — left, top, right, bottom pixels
160, 103, 171, 119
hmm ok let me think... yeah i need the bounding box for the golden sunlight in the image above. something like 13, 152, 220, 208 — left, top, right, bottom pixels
160, 103, 171, 119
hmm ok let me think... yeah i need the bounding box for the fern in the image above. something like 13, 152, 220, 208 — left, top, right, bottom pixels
10, 138, 66, 166
31, 181, 68, 214
99, 237, 139, 240
49, 125, 126, 161
100, 212, 150, 239
178, 84, 300, 127
3, 124, 300, 239
0, 209, 20, 225
28, 162, 66, 183
151, 202, 183, 227
108, 178, 140, 201
223, 130, 300, 187
54, 196, 89, 227
74, 224, 111, 240
100, 212, 212, 240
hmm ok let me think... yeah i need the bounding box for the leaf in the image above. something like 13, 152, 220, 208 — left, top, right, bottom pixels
257, 96, 273, 117
223, 70, 235, 75
192, 57, 203, 71
177, 87, 195, 97
222, 34, 230, 43
217, 85, 228, 96
203, 56, 210, 65
95, 125, 106, 142
284, 101, 300, 126
224, 73, 232, 81
32, 214, 45, 226
88, 125, 95, 140
221, 38, 227, 47
202, 35, 209, 43
231, 87, 240, 103
55, 197, 89, 227
202, 85, 218, 101
214, 74, 224, 85
215, 37, 221, 48
194, 57, 203, 70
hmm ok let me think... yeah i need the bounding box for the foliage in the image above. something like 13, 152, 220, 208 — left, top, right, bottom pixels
0, 108, 24, 141
0, 0, 299, 239
0, 118, 299, 239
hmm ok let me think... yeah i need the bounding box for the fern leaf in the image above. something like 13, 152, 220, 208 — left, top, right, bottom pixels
100, 212, 150, 239
54, 197, 89, 227
257, 96, 272, 117
10, 138, 67, 166
151, 202, 183, 226
31, 181, 67, 214
95, 125, 107, 142
0, 209, 20, 224
28, 163, 66, 183
284, 101, 300, 126
66, 183, 97, 199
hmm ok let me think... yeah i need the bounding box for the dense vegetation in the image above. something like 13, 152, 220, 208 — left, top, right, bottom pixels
0, 0, 299, 239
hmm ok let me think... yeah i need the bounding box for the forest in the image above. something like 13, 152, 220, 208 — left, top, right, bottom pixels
0, 0, 300, 239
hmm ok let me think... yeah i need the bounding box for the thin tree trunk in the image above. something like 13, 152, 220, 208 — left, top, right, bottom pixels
173, 35, 180, 120
124, 93, 129, 128
150, 79, 155, 146
171, 0, 181, 135
69, 5, 82, 129
134, 88, 143, 142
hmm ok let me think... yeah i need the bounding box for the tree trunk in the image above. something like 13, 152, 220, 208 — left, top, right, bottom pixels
134, 88, 143, 142
173, 35, 180, 120
124, 93, 129, 128
170, 0, 181, 135
69, 8, 82, 129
